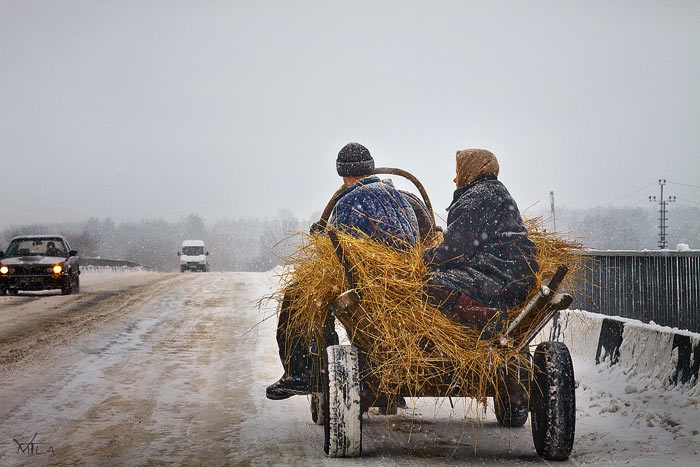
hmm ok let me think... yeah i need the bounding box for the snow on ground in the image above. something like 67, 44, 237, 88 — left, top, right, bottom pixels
572, 359, 699, 465
534, 309, 700, 465
0, 270, 698, 465
78, 266, 160, 289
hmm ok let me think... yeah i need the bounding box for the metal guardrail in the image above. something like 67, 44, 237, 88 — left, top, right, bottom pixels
80, 257, 146, 269
571, 250, 700, 333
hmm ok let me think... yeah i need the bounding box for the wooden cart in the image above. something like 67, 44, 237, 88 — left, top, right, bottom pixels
311, 168, 576, 461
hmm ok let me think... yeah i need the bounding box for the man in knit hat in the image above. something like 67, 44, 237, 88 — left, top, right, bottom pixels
330, 142, 419, 245
422, 149, 538, 339
267, 142, 419, 400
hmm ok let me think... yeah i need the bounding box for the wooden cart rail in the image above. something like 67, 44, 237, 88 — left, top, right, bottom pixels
319, 167, 436, 228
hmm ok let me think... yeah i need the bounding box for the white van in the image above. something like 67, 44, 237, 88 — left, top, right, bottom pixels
177, 240, 209, 272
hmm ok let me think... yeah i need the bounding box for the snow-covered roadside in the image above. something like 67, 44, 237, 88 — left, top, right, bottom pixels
535, 309, 700, 465
573, 358, 699, 465
79, 265, 152, 275
77, 267, 165, 293
79, 265, 158, 280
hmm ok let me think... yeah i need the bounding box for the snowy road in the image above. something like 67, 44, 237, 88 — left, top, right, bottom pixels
0, 271, 698, 466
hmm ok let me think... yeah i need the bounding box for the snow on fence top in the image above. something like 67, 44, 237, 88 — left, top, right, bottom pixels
579, 249, 700, 257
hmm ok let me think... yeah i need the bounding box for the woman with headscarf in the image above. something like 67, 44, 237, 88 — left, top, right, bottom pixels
423, 149, 538, 339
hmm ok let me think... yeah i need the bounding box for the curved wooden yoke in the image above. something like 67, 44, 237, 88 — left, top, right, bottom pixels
318, 167, 436, 227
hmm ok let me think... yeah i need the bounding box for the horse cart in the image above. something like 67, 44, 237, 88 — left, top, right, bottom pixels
307, 168, 576, 461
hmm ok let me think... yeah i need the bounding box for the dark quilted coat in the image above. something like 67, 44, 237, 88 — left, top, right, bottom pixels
331, 176, 419, 248
422, 175, 538, 309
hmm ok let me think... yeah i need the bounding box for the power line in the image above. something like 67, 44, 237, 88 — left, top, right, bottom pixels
676, 197, 700, 206
601, 181, 657, 206
668, 180, 700, 189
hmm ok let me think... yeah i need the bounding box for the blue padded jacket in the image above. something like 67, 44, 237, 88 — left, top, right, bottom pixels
331, 176, 419, 248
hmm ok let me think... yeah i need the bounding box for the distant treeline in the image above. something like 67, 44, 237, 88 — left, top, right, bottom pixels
0, 211, 313, 272
1, 206, 699, 271
541, 205, 700, 250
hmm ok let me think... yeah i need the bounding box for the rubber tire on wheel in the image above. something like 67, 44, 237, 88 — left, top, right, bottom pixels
7, 288, 18, 296
310, 392, 325, 425
530, 341, 576, 461
494, 352, 531, 428
323, 345, 362, 458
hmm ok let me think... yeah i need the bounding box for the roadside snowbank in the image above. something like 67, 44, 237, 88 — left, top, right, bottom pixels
536, 309, 700, 392
80, 265, 153, 275
532, 309, 700, 465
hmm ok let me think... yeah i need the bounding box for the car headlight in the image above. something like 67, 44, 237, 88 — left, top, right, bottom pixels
53, 265, 63, 274
0, 266, 8, 275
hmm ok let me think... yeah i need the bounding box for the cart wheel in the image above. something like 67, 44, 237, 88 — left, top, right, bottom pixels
530, 341, 576, 460
495, 351, 531, 428
310, 392, 325, 425
323, 345, 362, 457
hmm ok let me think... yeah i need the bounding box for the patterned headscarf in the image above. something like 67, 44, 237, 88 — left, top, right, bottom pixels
456, 149, 499, 188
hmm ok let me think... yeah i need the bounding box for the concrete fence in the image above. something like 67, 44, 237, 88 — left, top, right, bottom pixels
536, 310, 700, 390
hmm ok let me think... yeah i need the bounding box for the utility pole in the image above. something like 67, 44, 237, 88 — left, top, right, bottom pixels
550, 191, 556, 231
649, 179, 676, 249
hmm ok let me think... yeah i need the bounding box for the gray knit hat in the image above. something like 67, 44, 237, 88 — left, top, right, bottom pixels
336, 142, 375, 177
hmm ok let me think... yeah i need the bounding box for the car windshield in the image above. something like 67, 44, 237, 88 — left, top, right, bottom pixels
6, 238, 68, 257
182, 246, 204, 255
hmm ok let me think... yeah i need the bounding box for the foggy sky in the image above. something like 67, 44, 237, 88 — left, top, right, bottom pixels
1, 0, 699, 230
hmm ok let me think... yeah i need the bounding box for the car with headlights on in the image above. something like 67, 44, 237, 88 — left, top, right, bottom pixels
0, 235, 80, 295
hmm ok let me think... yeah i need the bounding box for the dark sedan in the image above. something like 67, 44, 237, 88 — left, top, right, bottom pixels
0, 235, 80, 295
